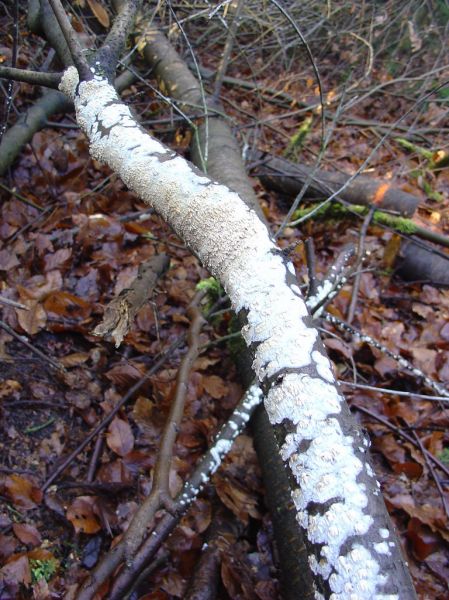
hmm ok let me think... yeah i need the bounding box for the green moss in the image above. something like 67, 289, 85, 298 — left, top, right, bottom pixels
196, 277, 222, 298
196, 277, 224, 314
292, 202, 419, 235
372, 212, 418, 234
30, 558, 58, 583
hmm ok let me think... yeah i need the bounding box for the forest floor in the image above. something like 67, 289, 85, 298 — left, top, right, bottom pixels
0, 3, 449, 599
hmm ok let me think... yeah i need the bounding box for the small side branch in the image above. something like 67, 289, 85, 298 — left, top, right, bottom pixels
0, 319, 65, 372
0, 66, 62, 89
346, 206, 374, 324
108, 384, 263, 600
46, 0, 92, 80
325, 312, 449, 399
96, 0, 141, 79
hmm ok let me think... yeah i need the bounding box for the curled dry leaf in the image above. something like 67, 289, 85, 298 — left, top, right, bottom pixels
4, 475, 43, 510
66, 496, 101, 534
215, 477, 261, 525
16, 299, 46, 335
105, 361, 146, 389
106, 417, 135, 457
203, 374, 228, 399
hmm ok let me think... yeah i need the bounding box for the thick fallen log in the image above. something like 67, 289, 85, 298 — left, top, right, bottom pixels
57, 62, 414, 600
253, 150, 420, 217
1, 2, 416, 596
396, 242, 449, 285
141, 26, 312, 599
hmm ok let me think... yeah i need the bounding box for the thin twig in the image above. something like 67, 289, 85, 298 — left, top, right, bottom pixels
213, 0, 243, 100
87, 434, 104, 483
340, 381, 449, 403
346, 207, 374, 324
122, 291, 206, 560
305, 238, 319, 297
108, 383, 263, 600
96, 0, 141, 79
0, 320, 65, 373
0, 181, 44, 211
41, 336, 184, 492
46, 0, 92, 80
411, 429, 449, 520
353, 404, 449, 479
0, 0, 18, 143
0, 296, 28, 310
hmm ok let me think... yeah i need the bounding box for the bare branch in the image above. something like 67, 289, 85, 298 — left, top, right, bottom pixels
46, 0, 92, 80
96, 0, 141, 79
108, 384, 263, 599
0, 66, 62, 89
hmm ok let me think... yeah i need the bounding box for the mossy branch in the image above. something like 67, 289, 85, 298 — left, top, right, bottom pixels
293, 202, 449, 248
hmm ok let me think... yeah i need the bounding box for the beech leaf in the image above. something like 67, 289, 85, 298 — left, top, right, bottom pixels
87, 0, 110, 28
66, 497, 101, 534
12, 523, 42, 547
106, 417, 135, 456
4, 475, 42, 510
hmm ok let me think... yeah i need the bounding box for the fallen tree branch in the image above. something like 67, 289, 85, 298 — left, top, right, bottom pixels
108, 384, 263, 599
141, 27, 316, 598
0, 66, 62, 88
8, 2, 416, 596
253, 150, 420, 217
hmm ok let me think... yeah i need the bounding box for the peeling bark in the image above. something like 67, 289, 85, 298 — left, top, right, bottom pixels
93, 253, 169, 347
58, 66, 415, 598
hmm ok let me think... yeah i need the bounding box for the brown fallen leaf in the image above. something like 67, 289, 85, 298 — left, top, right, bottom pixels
0, 534, 18, 561
4, 474, 43, 510
87, 0, 110, 28
203, 374, 228, 399
16, 299, 46, 334
12, 523, 42, 547
214, 477, 261, 525
0, 554, 31, 588
43, 291, 91, 319
66, 496, 101, 534
43, 247, 72, 272
60, 352, 90, 368
107, 417, 135, 456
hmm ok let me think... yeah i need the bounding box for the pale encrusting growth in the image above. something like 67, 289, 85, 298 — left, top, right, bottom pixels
60, 67, 406, 598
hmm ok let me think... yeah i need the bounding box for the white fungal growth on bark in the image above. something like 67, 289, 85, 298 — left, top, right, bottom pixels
59, 69, 400, 598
